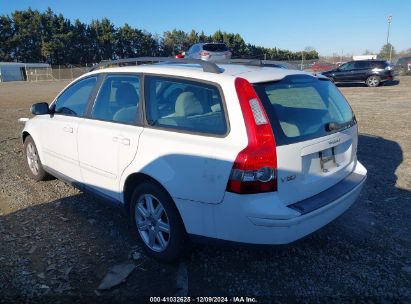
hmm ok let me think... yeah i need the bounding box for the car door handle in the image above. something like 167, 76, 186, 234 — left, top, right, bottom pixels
63, 126, 73, 133
112, 136, 130, 146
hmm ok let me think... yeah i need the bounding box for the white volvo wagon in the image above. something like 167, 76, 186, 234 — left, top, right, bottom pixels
22, 58, 367, 261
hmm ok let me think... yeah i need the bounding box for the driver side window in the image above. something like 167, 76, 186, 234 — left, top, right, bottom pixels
339, 62, 354, 71
54, 77, 97, 116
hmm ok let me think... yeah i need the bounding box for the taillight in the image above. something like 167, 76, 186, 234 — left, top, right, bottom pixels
226, 77, 277, 194
200, 51, 210, 57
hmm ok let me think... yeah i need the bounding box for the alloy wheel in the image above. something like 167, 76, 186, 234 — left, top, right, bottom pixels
26, 142, 40, 175
367, 76, 379, 87
135, 194, 170, 252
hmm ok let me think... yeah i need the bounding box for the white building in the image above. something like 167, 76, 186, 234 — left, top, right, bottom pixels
0, 62, 51, 82
352, 55, 377, 61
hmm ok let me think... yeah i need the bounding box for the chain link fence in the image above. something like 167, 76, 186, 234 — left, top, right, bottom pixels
23, 59, 327, 82
25, 64, 92, 82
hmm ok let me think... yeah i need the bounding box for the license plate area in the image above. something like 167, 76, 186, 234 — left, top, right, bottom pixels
319, 147, 338, 172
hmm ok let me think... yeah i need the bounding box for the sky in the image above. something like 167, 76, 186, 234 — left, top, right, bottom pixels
1, 0, 410, 56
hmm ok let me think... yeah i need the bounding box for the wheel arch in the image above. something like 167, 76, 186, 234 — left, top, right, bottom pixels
123, 172, 179, 218
22, 131, 30, 143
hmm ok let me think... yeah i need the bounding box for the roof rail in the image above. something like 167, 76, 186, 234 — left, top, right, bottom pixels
215, 59, 263, 66
215, 59, 295, 69
89, 57, 222, 74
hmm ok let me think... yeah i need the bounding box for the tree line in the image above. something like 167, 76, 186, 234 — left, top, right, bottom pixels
0, 8, 319, 65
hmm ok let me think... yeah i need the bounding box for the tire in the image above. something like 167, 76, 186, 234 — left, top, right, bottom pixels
130, 181, 187, 262
366, 75, 381, 87
24, 135, 50, 181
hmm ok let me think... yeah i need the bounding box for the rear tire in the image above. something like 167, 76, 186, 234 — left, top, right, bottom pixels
130, 181, 187, 262
366, 75, 381, 87
24, 135, 50, 181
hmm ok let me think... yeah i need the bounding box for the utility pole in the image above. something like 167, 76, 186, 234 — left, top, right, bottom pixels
386, 15, 392, 45
300, 51, 304, 71
386, 15, 393, 62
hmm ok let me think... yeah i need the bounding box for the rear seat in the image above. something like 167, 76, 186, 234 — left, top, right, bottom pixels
158, 91, 225, 132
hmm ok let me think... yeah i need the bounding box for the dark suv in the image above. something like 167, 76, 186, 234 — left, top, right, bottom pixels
394, 56, 411, 75
321, 60, 393, 87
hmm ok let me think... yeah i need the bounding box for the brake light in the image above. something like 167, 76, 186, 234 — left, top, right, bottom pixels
200, 51, 210, 57
226, 77, 277, 194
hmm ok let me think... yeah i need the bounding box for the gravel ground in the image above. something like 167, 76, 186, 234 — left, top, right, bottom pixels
0, 77, 410, 303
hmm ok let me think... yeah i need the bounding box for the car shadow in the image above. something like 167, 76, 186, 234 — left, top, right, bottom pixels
336, 80, 400, 87
1, 134, 410, 299
186, 133, 410, 296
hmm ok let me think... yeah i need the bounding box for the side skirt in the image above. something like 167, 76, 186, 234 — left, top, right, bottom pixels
43, 165, 127, 215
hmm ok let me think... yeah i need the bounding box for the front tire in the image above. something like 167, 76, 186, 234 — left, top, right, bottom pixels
130, 181, 186, 262
24, 135, 50, 181
366, 75, 381, 87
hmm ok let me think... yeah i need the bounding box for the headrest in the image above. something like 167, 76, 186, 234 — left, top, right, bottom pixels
113, 106, 137, 124
175, 92, 204, 116
115, 83, 138, 107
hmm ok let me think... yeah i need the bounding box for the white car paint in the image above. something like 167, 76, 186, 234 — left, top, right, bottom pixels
35, 115, 83, 182
22, 62, 367, 245
77, 119, 143, 201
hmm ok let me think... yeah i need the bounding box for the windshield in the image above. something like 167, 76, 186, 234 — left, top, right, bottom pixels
254, 75, 354, 145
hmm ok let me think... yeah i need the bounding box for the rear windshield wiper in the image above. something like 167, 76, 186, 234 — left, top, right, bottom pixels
325, 120, 354, 132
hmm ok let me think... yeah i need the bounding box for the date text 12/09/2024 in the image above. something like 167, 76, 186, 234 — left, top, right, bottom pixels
149, 296, 258, 303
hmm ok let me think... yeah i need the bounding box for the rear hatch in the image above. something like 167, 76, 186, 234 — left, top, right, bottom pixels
203, 43, 230, 60
254, 75, 358, 205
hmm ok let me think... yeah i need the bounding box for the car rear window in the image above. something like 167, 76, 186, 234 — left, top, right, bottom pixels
254, 75, 354, 145
371, 61, 389, 69
203, 44, 228, 52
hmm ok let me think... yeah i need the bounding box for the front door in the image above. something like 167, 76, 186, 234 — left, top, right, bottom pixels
334, 62, 355, 82
39, 76, 98, 181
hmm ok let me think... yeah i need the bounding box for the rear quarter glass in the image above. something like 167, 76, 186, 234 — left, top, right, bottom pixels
253, 75, 354, 146
372, 61, 389, 69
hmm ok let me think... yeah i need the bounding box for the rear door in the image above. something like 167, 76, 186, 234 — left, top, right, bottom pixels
254, 75, 357, 205
137, 75, 233, 204
77, 74, 143, 201
352, 61, 371, 81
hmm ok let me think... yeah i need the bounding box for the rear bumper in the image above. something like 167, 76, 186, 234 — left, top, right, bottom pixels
381, 76, 394, 81
381, 71, 394, 81
176, 161, 367, 245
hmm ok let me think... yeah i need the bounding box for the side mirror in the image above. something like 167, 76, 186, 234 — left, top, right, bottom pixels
31, 102, 50, 115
